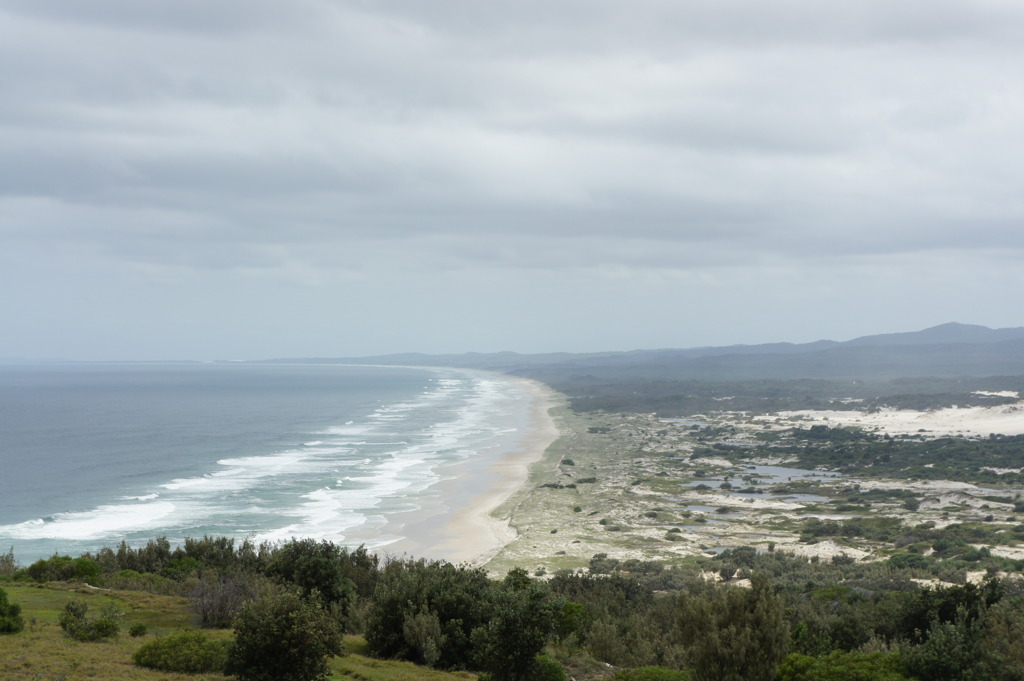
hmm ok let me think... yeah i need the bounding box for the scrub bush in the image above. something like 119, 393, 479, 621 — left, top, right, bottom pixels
58, 599, 120, 641
133, 630, 231, 673
225, 590, 342, 681
0, 587, 24, 633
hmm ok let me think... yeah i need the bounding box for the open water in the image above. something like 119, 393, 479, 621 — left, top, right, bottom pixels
0, 363, 534, 563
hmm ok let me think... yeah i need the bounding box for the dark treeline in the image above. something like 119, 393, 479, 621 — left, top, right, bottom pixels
510, 373, 1024, 417
4, 537, 1024, 680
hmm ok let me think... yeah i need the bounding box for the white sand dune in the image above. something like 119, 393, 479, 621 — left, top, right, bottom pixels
762, 402, 1024, 437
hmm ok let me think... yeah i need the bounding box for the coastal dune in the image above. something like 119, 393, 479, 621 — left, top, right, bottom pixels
762, 400, 1024, 437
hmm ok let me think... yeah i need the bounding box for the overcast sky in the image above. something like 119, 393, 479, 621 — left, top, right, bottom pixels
2, 1, 1023, 360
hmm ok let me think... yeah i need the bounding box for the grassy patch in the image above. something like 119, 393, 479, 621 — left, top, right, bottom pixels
0, 584, 230, 681
333, 636, 478, 681
0, 585, 474, 681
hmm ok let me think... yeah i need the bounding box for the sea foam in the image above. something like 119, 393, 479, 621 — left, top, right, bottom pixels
0, 365, 536, 561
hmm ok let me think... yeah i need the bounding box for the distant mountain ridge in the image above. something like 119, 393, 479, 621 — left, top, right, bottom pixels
265, 322, 1024, 380
523, 323, 1024, 380
843, 322, 1024, 347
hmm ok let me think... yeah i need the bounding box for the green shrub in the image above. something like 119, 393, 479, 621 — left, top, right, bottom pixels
129, 623, 148, 637
777, 651, 913, 681
470, 576, 560, 681
104, 569, 181, 595
0, 587, 24, 634
534, 654, 569, 681
264, 538, 355, 610
71, 557, 102, 582
478, 655, 566, 681
162, 556, 200, 581
365, 559, 493, 669
26, 556, 69, 581
226, 590, 342, 681
23, 555, 101, 583
888, 552, 931, 570
58, 599, 120, 641
677, 576, 788, 681
133, 630, 231, 673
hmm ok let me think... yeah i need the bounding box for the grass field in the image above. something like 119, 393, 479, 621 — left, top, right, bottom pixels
0, 583, 477, 681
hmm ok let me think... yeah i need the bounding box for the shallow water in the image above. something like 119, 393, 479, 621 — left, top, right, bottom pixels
679, 460, 845, 511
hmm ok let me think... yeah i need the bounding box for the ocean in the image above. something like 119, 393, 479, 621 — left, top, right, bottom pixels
0, 362, 535, 564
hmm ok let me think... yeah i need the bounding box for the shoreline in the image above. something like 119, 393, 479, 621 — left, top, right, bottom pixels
384, 375, 561, 566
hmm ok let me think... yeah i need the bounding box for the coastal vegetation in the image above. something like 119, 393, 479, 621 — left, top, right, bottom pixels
4, 532, 1024, 680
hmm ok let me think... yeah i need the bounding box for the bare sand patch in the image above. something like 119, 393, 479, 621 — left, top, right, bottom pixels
759, 402, 1024, 437
775, 539, 871, 562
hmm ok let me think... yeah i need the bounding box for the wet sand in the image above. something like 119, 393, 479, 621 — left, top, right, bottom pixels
383, 376, 561, 565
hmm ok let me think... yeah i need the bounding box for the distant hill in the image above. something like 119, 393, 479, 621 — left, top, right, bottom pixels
843, 322, 1024, 347
265, 322, 1024, 381
518, 323, 1024, 382
513, 322, 1024, 415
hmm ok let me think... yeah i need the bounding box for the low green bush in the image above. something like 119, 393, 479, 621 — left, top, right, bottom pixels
478, 655, 566, 681
535, 654, 568, 681
23, 555, 101, 583
777, 651, 912, 681
133, 630, 231, 673
58, 600, 120, 641
226, 590, 342, 681
0, 587, 24, 633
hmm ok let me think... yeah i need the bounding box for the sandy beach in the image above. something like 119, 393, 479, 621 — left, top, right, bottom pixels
384, 375, 562, 565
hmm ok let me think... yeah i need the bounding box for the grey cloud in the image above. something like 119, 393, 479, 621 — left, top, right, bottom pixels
2, 1, 1023, 359
0, 0, 324, 34
380, 0, 1024, 51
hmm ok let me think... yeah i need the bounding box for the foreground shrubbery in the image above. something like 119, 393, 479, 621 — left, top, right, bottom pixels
678, 576, 789, 681
0, 587, 24, 634
365, 563, 566, 679
225, 590, 343, 681
132, 629, 231, 673
9, 536, 1024, 680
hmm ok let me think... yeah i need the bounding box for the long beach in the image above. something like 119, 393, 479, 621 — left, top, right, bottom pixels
382, 375, 561, 566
